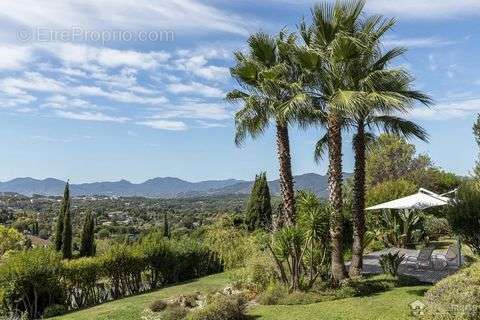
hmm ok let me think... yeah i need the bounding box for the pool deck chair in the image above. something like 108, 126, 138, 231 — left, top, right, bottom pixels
405, 246, 436, 270
435, 244, 460, 269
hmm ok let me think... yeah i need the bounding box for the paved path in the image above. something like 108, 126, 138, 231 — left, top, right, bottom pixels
347, 247, 462, 283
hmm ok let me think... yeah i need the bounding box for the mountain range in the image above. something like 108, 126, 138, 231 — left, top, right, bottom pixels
0, 173, 351, 198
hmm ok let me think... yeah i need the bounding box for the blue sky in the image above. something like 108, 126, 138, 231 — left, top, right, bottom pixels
0, 0, 479, 183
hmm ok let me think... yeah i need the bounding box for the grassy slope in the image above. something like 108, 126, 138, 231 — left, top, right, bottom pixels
55, 273, 429, 320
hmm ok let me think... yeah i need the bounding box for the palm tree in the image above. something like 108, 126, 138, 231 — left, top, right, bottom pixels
309, 7, 432, 276
299, 0, 368, 282
344, 13, 431, 278
227, 31, 311, 226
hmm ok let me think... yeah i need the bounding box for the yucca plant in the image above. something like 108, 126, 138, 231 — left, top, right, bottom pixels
379, 251, 405, 277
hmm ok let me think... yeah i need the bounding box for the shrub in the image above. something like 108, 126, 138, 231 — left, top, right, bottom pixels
424, 216, 451, 241
62, 257, 106, 308
230, 254, 278, 292
422, 262, 480, 320
149, 299, 168, 312
204, 217, 259, 269
446, 183, 480, 254
43, 304, 66, 318
187, 294, 247, 320
379, 251, 405, 277
161, 303, 187, 320
0, 248, 64, 319
101, 244, 147, 298
257, 282, 288, 305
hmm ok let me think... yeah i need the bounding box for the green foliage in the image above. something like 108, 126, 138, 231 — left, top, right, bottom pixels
101, 243, 147, 298
62, 257, 104, 308
97, 228, 110, 239
245, 173, 272, 231
163, 212, 171, 239
230, 254, 278, 292
60, 182, 72, 259
152, 303, 188, 320
366, 179, 418, 208
446, 182, 480, 254
0, 248, 64, 319
0, 225, 26, 256
80, 211, 96, 257
257, 282, 289, 305
424, 216, 451, 241
187, 294, 247, 320
205, 217, 259, 269
43, 304, 66, 318
149, 299, 168, 312
376, 209, 425, 249
366, 134, 432, 187
473, 114, 480, 180
379, 251, 405, 277
423, 262, 480, 320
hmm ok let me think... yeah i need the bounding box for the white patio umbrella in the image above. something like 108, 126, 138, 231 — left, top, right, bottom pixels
365, 188, 452, 211
365, 188, 460, 266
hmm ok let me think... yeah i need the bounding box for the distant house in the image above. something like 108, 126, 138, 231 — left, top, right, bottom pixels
27, 235, 52, 248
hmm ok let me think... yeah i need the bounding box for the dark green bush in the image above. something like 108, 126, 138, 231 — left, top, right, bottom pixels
187, 294, 247, 320
422, 262, 480, 320
447, 183, 480, 254
43, 304, 66, 318
148, 300, 167, 313
424, 216, 451, 241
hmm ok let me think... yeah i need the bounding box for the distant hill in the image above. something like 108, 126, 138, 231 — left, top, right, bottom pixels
0, 173, 351, 198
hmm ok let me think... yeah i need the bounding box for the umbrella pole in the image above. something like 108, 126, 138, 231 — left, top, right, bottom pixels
457, 237, 462, 267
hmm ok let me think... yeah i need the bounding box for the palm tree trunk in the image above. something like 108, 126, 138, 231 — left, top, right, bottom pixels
350, 121, 366, 277
275, 121, 296, 225
327, 116, 348, 282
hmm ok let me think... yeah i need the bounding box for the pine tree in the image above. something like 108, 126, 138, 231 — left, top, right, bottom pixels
61, 182, 72, 259
55, 183, 69, 251
80, 211, 96, 257
473, 114, 480, 179
163, 212, 170, 239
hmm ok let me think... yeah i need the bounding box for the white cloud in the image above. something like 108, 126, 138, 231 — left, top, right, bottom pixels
137, 119, 187, 131
150, 102, 230, 120
0, 45, 32, 70
410, 98, 480, 120
167, 82, 225, 98
383, 37, 455, 48
54, 110, 129, 122
40, 43, 169, 70
196, 120, 228, 128
365, 0, 480, 19
174, 53, 230, 81
0, 0, 250, 36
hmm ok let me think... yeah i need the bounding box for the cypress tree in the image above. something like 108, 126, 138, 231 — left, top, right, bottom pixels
55, 183, 69, 251
163, 212, 171, 239
259, 173, 272, 230
80, 211, 95, 257
473, 114, 480, 179
61, 182, 72, 259
245, 174, 262, 231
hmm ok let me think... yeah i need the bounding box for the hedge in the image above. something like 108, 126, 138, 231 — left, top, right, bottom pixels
0, 235, 222, 319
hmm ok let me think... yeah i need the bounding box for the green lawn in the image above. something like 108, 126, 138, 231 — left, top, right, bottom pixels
55, 273, 430, 320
